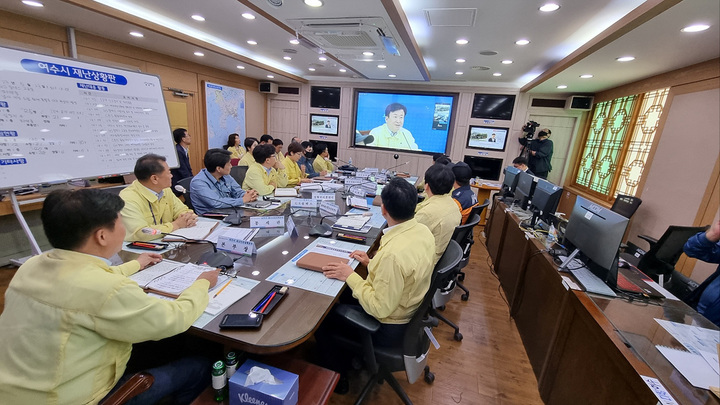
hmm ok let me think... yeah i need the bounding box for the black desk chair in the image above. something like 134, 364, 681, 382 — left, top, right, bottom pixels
177, 176, 194, 211
663, 270, 700, 301
611, 194, 642, 219
636, 225, 708, 282
452, 210, 485, 300
332, 240, 463, 405
230, 165, 248, 187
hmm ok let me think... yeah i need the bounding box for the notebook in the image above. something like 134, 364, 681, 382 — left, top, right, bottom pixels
274, 188, 298, 197
162, 221, 218, 241
296, 252, 349, 272
130, 261, 214, 298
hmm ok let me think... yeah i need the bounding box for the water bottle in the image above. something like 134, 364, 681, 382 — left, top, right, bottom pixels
348, 157, 353, 166
212, 360, 227, 402
225, 352, 238, 378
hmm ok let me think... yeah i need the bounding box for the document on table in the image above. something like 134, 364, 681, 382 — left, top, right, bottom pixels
655, 318, 720, 377
348, 205, 386, 228
192, 276, 262, 328
205, 281, 251, 316
656, 345, 718, 389
162, 220, 219, 241
332, 214, 371, 231
206, 226, 259, 244
130, 261, 216, 297
266, 237, 370, 296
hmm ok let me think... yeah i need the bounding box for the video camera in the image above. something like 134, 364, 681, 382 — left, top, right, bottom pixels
522, 121, 540, 139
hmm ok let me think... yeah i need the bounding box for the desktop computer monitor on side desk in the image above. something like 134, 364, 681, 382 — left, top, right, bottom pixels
501, 166, 521, 198
529, 178, 562, 228
514, 171, 536, 210
559, 196, 629, 289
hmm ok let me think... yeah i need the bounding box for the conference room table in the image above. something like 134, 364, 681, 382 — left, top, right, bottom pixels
118, 187, 387, 355
485, 199, 719, 405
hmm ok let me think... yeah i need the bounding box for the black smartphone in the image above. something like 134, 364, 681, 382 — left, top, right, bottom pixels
219, 313, 263, 329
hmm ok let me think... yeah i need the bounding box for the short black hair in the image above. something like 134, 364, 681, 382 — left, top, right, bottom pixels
252, 144, 276, 164
431, 153, 447, 162
134, 154, 167, 181
385, 103, 407, 117
244, 137, 258, 150
435, 156, 452, 165
424, 164, 455, 195
512, 156, 529, 166
287, 142, 304, 155
260, 134, 274, 144
314, 142, 328, 155
204, 148, 232, 172
172, 128, 187, 144
42, 189, 124, 250
381, 177, 417, 221
272, 139, 283, 147
301, 141, 312, 149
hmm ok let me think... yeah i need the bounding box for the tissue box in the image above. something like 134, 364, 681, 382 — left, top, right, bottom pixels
229, 360, 299, 405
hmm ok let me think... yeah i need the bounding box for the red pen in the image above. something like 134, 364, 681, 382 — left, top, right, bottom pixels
259, 291, 277, 313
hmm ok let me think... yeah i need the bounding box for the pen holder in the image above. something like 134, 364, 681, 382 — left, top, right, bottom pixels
252, 285, 287, 316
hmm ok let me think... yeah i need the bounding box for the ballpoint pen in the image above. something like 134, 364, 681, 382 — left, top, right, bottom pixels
258, 291, 277, 313
213, 279, 233, 298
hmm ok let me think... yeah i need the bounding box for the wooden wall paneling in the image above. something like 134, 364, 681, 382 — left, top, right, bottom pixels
0, 10, 68, 43
0, 28, 66, 56
267, 98, 299, 141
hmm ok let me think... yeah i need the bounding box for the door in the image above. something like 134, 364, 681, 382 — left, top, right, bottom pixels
528, 114, 577, 185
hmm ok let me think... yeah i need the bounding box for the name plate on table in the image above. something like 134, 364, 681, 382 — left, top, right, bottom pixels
362, 168, 379, 173
312, 192, 336, 201
319, 201, 340, 216
344, 177, 366, 185
291, 198, 318, 209
355, 171, 371, 179
217, 236, 257, 255
250, 216, 284, 228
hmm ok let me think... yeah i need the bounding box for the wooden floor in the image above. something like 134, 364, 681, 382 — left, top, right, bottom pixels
0, 227, 544, 405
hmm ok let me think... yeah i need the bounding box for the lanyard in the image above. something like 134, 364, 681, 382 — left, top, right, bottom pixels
147, 201, 157, 225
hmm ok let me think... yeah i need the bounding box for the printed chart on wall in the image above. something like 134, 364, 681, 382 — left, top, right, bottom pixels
0, 45, 177, 189
204, 81, 246, 150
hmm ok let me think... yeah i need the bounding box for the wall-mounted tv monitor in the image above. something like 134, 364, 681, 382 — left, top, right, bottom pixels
466, 125, 508, 151
309, 114, 338, 136
310, 86, 341, 109
463, 156, 504, 181
470, 94, 516, 120
353, 89, 457, 155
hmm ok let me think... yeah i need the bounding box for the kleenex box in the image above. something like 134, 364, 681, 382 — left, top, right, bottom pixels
229, 359, 299, 405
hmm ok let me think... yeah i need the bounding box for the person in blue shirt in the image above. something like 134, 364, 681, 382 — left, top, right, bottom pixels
189, 149, 258, 215
683, 219, 720, 327
298, 141, 327, 178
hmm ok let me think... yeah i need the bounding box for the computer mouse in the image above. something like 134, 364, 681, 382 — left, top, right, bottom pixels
197, 251, 234, 270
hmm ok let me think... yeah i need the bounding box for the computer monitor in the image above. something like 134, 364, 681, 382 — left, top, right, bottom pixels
529, 178, 562, 227
560, 196, 630, 288
514, 171, 536, 210
501, 166, 521, 197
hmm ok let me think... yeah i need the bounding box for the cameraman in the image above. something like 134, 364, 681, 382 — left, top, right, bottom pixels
518, 128, 553, 179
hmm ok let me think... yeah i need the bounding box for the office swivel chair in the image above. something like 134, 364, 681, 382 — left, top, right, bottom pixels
610, 194, 642, 219
331, 240, 463, 405
230, 165, 249, 187
636, 225, 708, 283
177, 176, 194, 211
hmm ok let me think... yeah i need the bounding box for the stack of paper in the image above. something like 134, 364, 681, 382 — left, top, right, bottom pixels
654, 319, 720, 389
299, 183, 323, 191
206, 227, 259, 244
131, 260, 216, 298
274, 188, 298, 197
346, 196, 368, 210
333, 214, 371, 231
162, 221, 218, 241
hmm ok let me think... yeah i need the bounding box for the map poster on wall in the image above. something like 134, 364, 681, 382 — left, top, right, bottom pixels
204, 81, 246, 150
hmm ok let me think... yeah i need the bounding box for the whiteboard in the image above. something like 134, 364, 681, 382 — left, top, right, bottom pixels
0, 46, 178, 189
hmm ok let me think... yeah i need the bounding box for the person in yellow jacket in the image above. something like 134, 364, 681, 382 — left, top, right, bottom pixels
312, 142, 334, 174
0, 188, 218, 404
119, 153, 198, 241
237, 137, 258, 167
283, 141, 313, 186
242, 143, 289, 195
415, 163, 461, 264
224, 133, 245, 160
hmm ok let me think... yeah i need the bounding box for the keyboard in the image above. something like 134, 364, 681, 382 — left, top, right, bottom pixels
570, 267, 617, 297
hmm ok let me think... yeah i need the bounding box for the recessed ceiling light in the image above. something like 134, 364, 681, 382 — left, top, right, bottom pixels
388, 74, 397, 78
362, 51, 374, 56
247, 40, 257, 45
289, 39, 300, 45
308, 68, 316, 71
456, 39, 469, 45
22, 1, 44, 7
236, 65, 245, 69
501, 60, 513, 64
681, 24, 710, 33
515, 39, 530, 46
319, 56, 327, 61
283, 56, 292, 60
455, 71, 463, 75
456, 58, 466, 63
267, 75, 274, 79
241, 13, 255, 20
129, 31, 144, 38
194, 51, 204, 57
539, 3, 560, 12
580, 74, 593, 79
557, 85, 568, 89
377, 64, 387, 69
304, 0, 323, 7
616, 56, 635, 62
191, 14, 205, 21
493, 72, 502, 77
339, 69, 347, 72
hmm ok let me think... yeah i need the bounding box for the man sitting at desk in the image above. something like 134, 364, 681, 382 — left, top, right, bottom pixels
416, 163, 462, 264
450, 162, 478, 224
312, 142, 334, 174
0, 188, 217, 403
299, 141, 327, 178
237, 137, 259, 167
242, 143, 288, 195
120, 153, 198, 241
322, 177, 435, 341
190, 149, 259, 215
683, 219, 720, 327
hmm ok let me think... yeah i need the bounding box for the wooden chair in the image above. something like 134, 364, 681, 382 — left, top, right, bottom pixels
99, 372, 154, 405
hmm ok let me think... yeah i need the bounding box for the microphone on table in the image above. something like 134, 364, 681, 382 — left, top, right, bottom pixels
174, 184, 246, 225
334, 157, 357, 172
383, 161, 410, 174
140, 228, 235, 270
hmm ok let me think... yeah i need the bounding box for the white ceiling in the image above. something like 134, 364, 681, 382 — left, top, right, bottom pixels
1, 0, 718, 94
